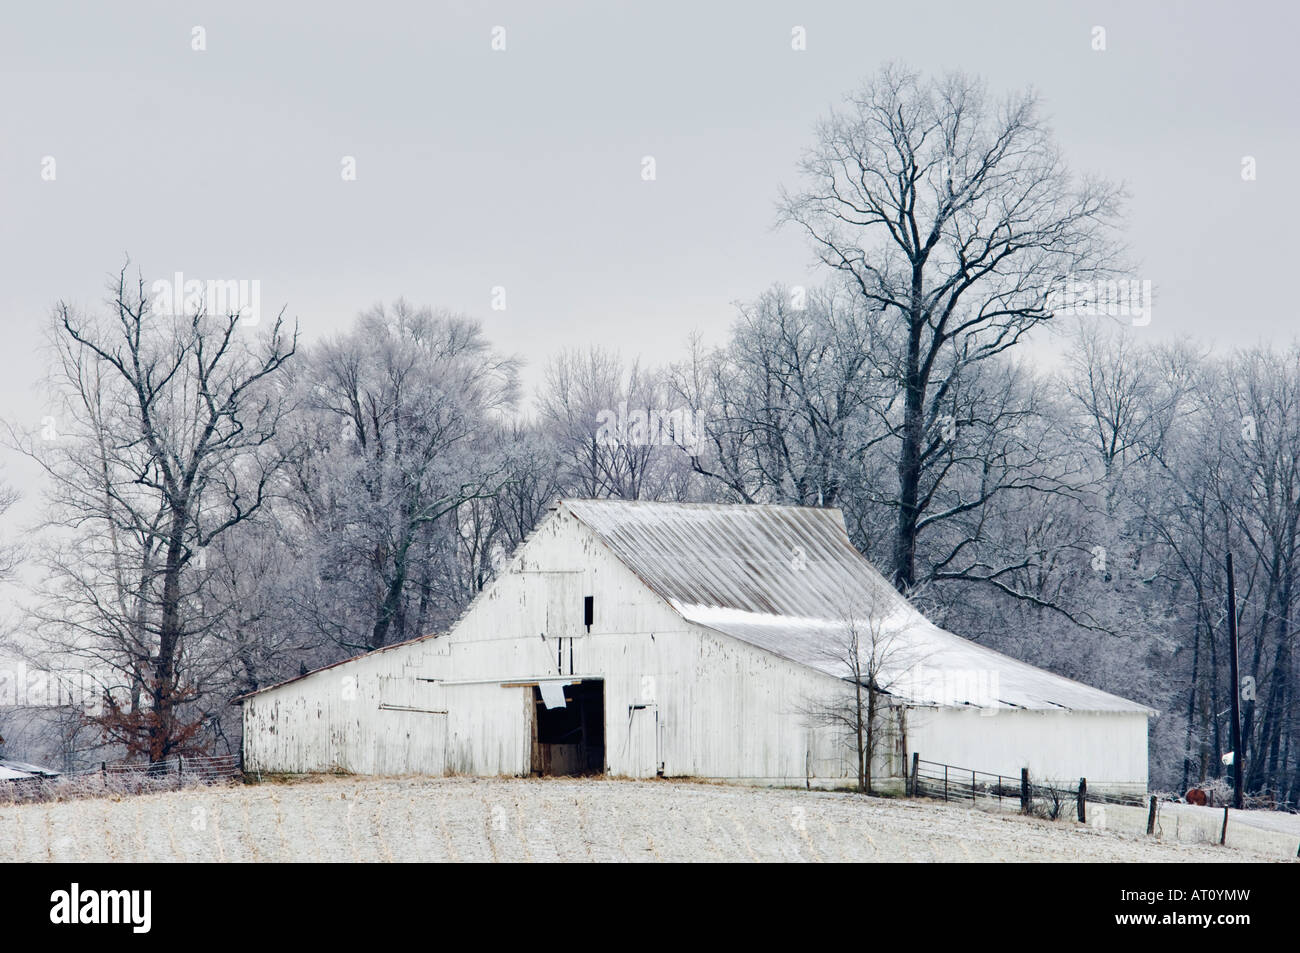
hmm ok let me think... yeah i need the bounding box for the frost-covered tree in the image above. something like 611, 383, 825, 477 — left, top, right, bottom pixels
291, 301, 519, 651
781, 65, 1125, 590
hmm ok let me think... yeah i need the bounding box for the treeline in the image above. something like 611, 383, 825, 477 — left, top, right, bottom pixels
0, 65, 1293, 805
3, 276, 1297, 804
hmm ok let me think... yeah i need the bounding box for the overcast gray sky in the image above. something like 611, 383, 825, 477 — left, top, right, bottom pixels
1, 0, 1297, 588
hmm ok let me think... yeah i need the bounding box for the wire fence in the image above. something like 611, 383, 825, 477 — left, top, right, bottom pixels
911, 758, 1022, 808
0, 754, 241, 806
910, 756, 1146, 820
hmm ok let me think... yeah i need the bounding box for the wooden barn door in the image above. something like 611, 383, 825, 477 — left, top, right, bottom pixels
625, 704, 659, 778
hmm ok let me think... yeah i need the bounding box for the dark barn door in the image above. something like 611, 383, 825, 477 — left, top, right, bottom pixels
531, 680, 605, 776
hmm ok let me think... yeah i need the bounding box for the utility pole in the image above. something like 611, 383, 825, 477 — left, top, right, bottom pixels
1226, 552, 1244, 810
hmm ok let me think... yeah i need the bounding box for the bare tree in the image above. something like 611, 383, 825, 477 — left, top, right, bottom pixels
0, 690, 106, 774
14, 264, 296, 762
540, 347, 698, 501
672, 285, 890, 509
0, 473, 18, 584
781, 65, 1125, 590
1062, 319, 1198, 480
681, 295, 1102, 626
491, 420, 564, 551
804, 591, 919, 793
1213, 347, 1300, 800
299, 301, 519, 650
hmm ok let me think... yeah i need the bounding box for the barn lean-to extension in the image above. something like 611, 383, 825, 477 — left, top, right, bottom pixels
239, 500, 1154, 795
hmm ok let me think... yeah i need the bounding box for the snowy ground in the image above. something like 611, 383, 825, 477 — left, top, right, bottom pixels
0, 775, 1290, 862
1119, 799, 1300, 858
1158, 799, 1300, 837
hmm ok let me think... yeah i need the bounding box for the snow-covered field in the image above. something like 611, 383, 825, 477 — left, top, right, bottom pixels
0, 775, 1288, 862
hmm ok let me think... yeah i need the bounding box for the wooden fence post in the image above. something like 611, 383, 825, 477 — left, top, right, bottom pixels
910, 752, 919, 797
1020, 768, 1030, 814
1146, 796, 1158, 835
1077, 778, 1087, 823
1219, 807, 1229, 846
177, 756, 183, 790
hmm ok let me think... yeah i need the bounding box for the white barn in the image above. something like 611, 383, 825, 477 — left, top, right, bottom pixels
240, 500, 1152, 794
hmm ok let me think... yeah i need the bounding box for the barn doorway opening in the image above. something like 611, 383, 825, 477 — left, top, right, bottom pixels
531, 679, 605, 776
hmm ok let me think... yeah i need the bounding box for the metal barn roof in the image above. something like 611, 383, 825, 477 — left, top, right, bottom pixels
563, 499, 1152, 714
0, 758, 61, 780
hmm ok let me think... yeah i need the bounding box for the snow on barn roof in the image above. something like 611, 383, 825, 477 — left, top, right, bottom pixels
563, 499, 1153, 714
0, 758, 61, 780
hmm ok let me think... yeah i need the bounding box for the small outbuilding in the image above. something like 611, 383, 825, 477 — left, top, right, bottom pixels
0, 758, 61, 782
241, 500, 1152, 794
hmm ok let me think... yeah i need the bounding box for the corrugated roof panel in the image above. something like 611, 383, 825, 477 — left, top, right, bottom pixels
0, 759, 60, 777
563, 499, 1152, 714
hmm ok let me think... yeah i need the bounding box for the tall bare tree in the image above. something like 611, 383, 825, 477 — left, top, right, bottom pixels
1214, 347, 1300, 799
781, 65, 1125, 590
17, 265, 296, 762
